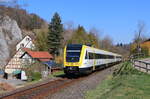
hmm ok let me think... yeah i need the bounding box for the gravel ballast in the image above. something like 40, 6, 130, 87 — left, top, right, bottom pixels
46, 64, 119, 99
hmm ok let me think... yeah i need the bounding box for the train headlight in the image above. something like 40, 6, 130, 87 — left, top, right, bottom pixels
69, 67, 73, 70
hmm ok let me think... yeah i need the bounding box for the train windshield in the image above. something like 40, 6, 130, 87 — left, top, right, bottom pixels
66, 44, 82, 62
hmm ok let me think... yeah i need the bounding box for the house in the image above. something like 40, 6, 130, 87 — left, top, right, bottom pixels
4, 36, 34, 79
21, 48, 53, 63
140, 39, 150, 55
20, 48, 54, 77
4, 35, 54, 80
16, 36, 34, 51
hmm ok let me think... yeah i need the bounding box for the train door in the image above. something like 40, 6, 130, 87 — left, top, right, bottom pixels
115, 56, 117, 62
88, 51, 95, 71
84, 51, 90, 67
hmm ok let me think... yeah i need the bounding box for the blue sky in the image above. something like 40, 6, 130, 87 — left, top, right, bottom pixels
19, 0, 150, 44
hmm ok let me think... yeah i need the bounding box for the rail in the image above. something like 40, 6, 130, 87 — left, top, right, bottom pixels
132, 59, 150, 73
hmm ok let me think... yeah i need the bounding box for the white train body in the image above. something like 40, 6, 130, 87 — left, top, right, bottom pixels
64, 44, 122, 74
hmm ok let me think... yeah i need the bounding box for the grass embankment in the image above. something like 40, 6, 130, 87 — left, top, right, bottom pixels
31, 70, 64, 81
23, 71, 64, 87
48, 70, 64, 78
85, 62, 150, 99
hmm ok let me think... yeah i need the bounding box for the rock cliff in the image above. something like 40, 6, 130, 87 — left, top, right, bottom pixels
0, 16, 22, 68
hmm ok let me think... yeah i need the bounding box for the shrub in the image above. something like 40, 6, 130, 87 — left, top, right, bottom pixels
31, 72, 41, 81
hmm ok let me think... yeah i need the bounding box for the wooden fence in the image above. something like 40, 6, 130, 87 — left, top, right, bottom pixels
132, 60, 150, 73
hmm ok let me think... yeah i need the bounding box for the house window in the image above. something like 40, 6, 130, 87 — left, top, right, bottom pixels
20, 43, 24, 48
26, 38, 30, 41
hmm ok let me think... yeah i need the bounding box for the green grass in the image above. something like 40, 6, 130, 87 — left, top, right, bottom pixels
85, 62, 150, 99
23, 71, 64, 87
32, 72, 42, 81
48, 70, 64, 78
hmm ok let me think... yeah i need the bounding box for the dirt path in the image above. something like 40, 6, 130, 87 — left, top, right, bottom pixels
45, 64, 119, 99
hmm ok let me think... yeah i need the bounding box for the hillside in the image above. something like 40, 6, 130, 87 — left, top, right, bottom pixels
0, 6, 47, 68
0, 6, 47, 31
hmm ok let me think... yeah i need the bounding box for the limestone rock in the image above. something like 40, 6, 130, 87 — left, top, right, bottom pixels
0, 16, 22, 68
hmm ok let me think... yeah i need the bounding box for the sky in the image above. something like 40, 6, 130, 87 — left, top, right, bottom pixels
18, 0, 150, 44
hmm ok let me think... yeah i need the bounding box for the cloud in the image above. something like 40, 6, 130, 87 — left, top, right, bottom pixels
0, 0, 11, 2
0, 0, 18, 3
0, 0, 18, 6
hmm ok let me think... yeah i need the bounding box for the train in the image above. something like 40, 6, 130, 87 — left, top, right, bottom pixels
64, 44, 122, 75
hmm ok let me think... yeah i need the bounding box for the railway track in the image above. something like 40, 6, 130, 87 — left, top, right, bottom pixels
0, 64, 117, 99
0, 75, 87, 99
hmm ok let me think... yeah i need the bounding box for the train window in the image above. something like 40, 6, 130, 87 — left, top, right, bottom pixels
116, 56, 121, 58
100, 54, 106, 59
95, 54, 99, 59
89, 53, 92, 59
105, 55, 108, 59
98, 54, 114, 59
87, 53, 115, 59
66, 45, 82, 62
107, 55, 111, 59
85, 51, 88, 59
94, 53, 104, 59
107, 55, 114, 59
98, 54, 101, 59
66, 52, 80, 62
93, 53, 96, 59
89, 52, 94, 59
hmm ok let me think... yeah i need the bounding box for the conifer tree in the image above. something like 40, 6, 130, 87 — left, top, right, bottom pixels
47, 12, 63, 56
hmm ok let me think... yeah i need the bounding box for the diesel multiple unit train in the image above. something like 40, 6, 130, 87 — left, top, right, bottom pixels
64, 44, 122, 75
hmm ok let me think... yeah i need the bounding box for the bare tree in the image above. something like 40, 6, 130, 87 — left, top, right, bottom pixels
63, 21, 75, 45
101, 35, 113, 50
133, 22, 147, 42
89, 27, 101, 48
89, 27, 100, 39
133, 21, 148, 56
130, 21, 149, 58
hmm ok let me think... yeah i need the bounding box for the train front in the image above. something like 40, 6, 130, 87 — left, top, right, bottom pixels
64, 44, 83, 75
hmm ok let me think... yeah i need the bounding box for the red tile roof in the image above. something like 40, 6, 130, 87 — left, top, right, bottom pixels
22, 48, 53, 62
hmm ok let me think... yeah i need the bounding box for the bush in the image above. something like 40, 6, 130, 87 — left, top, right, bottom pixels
31, 72, 41, 81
